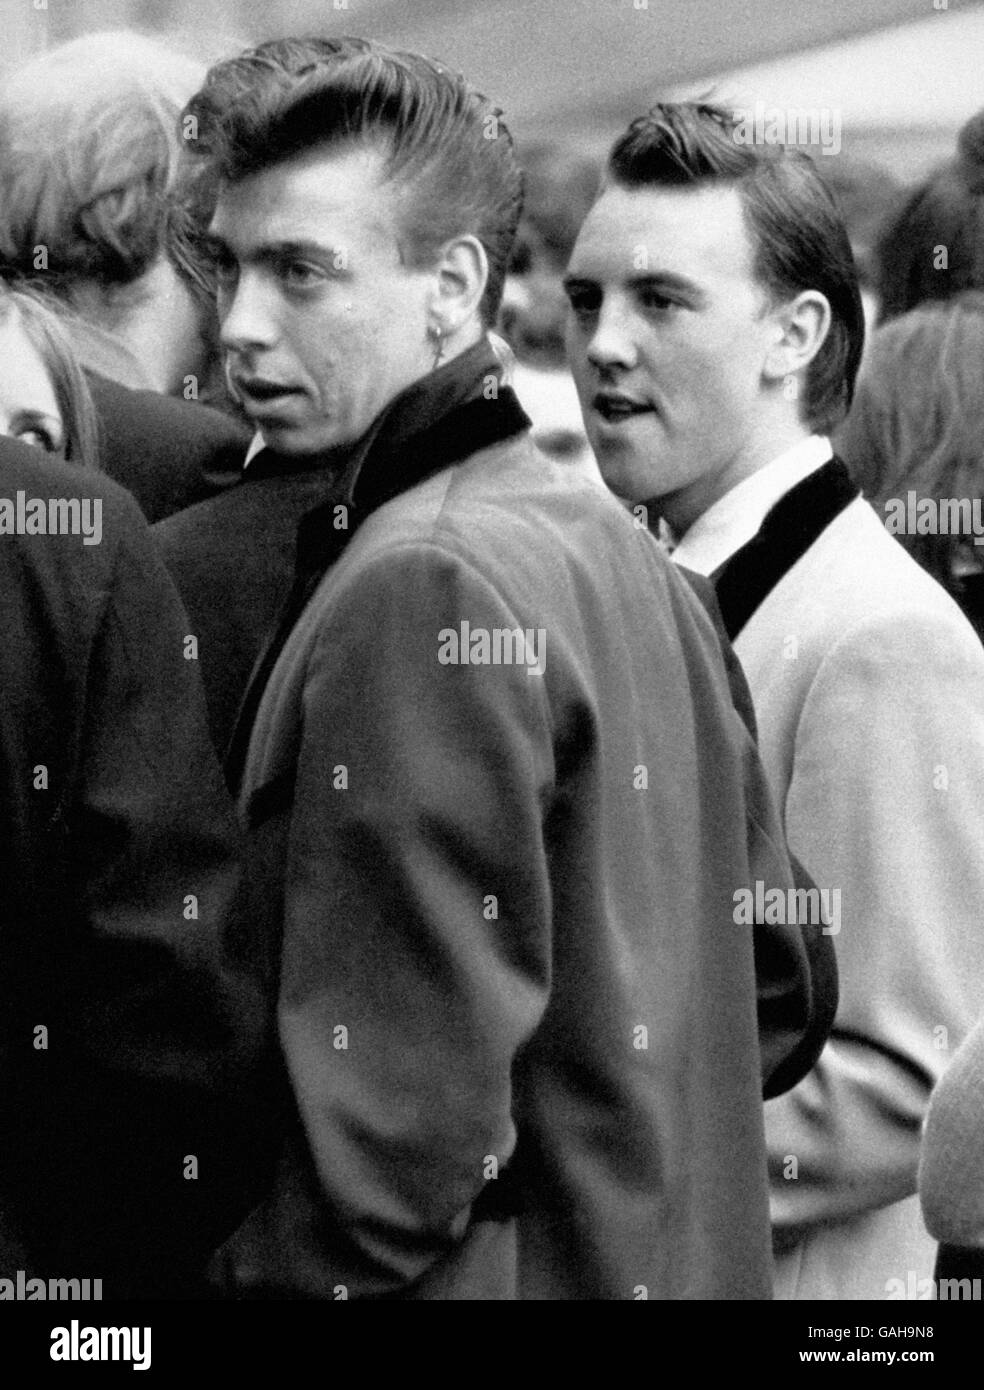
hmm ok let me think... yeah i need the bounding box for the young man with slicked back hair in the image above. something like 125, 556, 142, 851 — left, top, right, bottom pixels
566, 100, 984, 1299
181, 42, 823, 1300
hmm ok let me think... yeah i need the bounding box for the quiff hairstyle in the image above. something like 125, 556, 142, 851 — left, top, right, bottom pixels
183, 36, 524, 326
603, 101, 865, 433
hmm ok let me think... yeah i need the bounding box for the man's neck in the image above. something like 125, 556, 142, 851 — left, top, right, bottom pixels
661, 417, 812, 536
667, 432, 833, 578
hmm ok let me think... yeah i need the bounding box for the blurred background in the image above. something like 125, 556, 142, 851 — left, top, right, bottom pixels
2, 0, 983, 180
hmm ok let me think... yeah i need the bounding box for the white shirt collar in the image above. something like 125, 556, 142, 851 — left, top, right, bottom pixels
670, 435, 833, 576
243, 430, 266, 469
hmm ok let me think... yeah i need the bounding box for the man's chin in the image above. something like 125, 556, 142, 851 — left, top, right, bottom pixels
253, 420, 351, 459
594, 453, 656, 509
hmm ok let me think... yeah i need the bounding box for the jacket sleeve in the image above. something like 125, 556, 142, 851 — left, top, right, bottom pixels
765, 608, 984, 1232
270, 542, 555, 1296
755, 853, 839, 1101
31, 496, 268, 1294
67, 501, 252, 1083
920, 1010, 984, 1247
677, 564, 838, 1098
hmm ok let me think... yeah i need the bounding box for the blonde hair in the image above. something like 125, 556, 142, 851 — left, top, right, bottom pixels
0, 282, 99, 470
0, 32, 204, 301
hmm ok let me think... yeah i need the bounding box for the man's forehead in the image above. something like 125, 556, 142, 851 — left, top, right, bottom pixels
569, 181, 755, 282
210, 141, 395, 245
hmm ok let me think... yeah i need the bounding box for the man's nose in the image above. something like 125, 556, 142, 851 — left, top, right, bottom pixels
218, 273, 278, 355
585, 301, 639, 374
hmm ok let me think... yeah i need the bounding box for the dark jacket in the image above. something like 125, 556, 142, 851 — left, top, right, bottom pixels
87, 373, 247, 523
154, 456, 341, 759
156, 360, 835, 1096
678, 565, 837, 1101
211, 345, 829, 1300
0, 437, 270, 1297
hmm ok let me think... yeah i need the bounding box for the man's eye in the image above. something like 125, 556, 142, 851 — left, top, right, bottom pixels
639, 290, 678, 313
281, 261, 326, 290
212, 253, 239, 287
565, 289, 600, 318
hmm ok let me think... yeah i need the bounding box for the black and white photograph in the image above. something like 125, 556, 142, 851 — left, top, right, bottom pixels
1, 0, 982, 1367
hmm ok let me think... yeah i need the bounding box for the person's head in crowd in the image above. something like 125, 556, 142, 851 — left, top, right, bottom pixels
497, 142, 600, 476
874, 109, 984, 325
499, 275, 598, 475
185, 36, 523, 458
838, 292, 984, 620
0, 281, 98, 470
0, 31, 214, 397
816, 157, 900, 339
563, 100, 865, 529
509, 143, 602, 280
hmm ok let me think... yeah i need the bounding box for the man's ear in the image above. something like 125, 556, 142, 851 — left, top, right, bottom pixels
762, 289, 832, 388
427, 234, 488, 338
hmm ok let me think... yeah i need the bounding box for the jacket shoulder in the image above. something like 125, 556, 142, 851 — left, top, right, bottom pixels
0, 433, 143, 530
360, 434, 637, 562
86, 374, 248, 521
756, 495, 981, 647
88, 374, 247, 446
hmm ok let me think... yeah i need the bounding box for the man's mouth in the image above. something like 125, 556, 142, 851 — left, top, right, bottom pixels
236, 378, 303, 406
592, 391, 654, 424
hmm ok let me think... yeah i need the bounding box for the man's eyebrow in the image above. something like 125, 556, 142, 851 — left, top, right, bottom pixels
562, 270, 704, 302
259, 238, 346, 261
628, 271, 704, 300
201, 231, 231, 255
202, 234, 347, 263
561, 273, 597, 293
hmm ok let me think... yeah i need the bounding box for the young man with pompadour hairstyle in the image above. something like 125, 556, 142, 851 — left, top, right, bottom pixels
178, 43, 827, 1300
565, 99, 984, 1299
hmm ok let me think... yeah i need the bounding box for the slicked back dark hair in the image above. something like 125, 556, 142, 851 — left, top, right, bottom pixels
184, 37, 524, 326
605, 101, 865, 433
